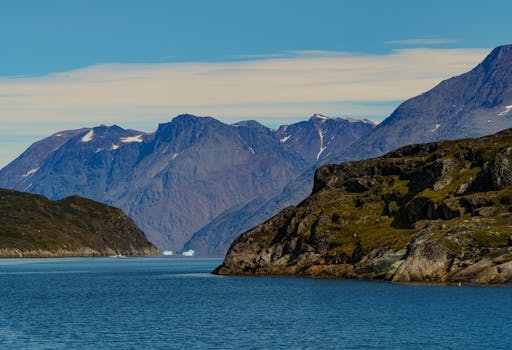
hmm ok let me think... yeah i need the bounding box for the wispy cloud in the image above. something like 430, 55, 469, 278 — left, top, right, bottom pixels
230, 53, 288, 59
385, 38, 460, 46
0, 48, 487, 127
0, 47, 491, 167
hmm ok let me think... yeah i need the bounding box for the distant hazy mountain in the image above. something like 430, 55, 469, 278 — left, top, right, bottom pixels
275, 114, 377, 163
0, 114, 374, 253
332, 44, 512, 163
187, 44, 512, 257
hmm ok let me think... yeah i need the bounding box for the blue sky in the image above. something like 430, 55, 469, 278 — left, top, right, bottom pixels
0, 0, 511, 166
1, 0, 509, 76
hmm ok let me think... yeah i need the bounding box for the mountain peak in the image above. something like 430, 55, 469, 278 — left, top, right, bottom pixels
344, 117, 379, 126
232, 120, 267, 129
173, 113, 201, 121
479, 44, 512, 71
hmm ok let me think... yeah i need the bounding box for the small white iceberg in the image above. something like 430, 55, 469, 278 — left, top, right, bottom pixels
162, 250, 173, 256
182, 249, 196, 257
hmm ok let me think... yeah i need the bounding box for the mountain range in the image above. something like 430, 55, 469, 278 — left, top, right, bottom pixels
1, 44, 512, 257
0, 114, 375, 252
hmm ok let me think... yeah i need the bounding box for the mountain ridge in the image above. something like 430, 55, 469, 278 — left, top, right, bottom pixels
0, 114, 375, 253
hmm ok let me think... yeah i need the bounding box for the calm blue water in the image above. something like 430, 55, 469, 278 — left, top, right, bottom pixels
0, 258, 511, 349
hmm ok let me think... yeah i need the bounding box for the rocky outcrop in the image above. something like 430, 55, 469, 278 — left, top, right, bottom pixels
214, 129, 512, 285
0, 188, 159, 257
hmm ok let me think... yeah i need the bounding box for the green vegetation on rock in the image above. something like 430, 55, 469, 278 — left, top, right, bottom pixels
0, 189, 159, 257
215, 129, 512, 284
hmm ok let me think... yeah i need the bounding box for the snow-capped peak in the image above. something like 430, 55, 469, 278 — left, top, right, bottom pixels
312, 114, 329, 120
345, 118, 378, 126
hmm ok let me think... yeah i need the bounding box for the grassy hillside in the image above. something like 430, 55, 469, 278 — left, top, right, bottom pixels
215, 129, 512, 284
0, 189, 159, 257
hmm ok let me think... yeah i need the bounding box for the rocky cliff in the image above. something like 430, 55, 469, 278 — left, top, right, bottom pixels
0, 189, 159, 257
214, 129, 512, 284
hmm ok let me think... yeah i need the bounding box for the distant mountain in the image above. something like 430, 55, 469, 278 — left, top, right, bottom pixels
193, 44, 512, 257
0, 188, 158, 257
182, 115, 375, 256
214, 128, 512, 285
275, 114, 377, 163
332, 44, 512, 162
0, 128, 88, 190
0, 114, 374, 253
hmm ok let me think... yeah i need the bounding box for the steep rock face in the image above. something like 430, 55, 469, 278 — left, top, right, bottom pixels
184, 116, 376, 256
276, 114, 375, 163
215, 129, 512, 284
335, 44, 512, 162
0, 188, 158, 257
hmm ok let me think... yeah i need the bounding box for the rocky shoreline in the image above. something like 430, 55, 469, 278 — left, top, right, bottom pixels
0, 247, 158, 258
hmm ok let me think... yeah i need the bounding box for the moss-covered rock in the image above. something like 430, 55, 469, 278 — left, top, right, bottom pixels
214, 129, 512, 285
0, 189, 159, 257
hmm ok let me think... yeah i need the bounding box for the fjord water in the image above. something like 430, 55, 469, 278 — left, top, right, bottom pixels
0, 258, 511, 349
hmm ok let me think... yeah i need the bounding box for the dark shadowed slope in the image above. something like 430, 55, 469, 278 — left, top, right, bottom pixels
0, 188, 158, 257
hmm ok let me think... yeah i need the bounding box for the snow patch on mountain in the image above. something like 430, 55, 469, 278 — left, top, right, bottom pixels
312, 114, 328, 120
345, 118, 378, 126
238, 135, 256, 154
316, 127, 326, 160
22, 167, 39, 178
280, 135, 291, 143
120, 135, 144, 143
81, 130, 94, 142
498, 105, 512, 116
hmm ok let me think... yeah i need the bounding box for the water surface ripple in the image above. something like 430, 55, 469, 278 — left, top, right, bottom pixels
0, 258, 510, 349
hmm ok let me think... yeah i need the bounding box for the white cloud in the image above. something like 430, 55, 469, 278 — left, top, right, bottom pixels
0, 48, 490, 167
0, 48, 487, 126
